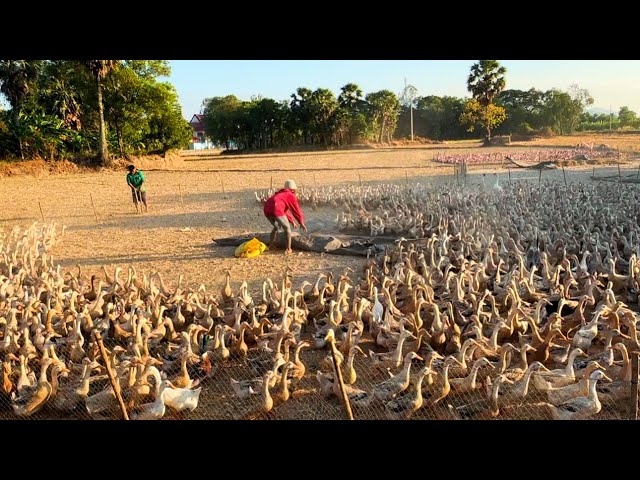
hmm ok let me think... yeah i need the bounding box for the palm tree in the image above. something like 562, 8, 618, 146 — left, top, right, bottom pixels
84, 60, 119, 165
466, 60, 507, 141
0, 60, 41, 159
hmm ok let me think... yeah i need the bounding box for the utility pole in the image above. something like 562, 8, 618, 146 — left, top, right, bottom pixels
610, 104, 612, 132
405, 78, 414, 141
402, 78, 417, 141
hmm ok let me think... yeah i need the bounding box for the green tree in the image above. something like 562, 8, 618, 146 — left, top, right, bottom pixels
461, 60, 507, 142
404, 95, 468, 140
460, 100, 507, 138
307, 88, 338, 146
0, 60, 42, 159
289, 87, 313, 145
495, 88, 546, 134
39, 61, 84, 131
337, 83, 367, 144
142, 87, 192, 153
202, 95, 243, 149
83, 60, 119, 165
618, 106, 639, 129
366, 90, 400, 142
542, 86, 593, 134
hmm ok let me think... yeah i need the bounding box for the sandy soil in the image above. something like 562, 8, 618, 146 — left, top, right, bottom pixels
1, 139, 640, 300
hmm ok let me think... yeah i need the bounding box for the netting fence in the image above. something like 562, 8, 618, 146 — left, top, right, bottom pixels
1, 341, 636, 421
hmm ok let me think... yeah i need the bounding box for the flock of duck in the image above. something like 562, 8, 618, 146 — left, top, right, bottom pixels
2, 176, 640, 420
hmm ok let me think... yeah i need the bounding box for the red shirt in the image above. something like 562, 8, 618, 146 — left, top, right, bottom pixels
263, 188, 304, 225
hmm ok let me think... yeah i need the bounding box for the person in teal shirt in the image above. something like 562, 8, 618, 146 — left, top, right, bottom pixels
126, 164, 149, 213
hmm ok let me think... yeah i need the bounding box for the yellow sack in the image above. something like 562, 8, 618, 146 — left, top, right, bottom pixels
234, 237, 268, 258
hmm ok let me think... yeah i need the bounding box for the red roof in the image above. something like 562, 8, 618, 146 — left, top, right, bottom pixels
189, 114, 206, 132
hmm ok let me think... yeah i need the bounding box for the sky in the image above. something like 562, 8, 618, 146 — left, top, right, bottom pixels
167, 60, 640, 120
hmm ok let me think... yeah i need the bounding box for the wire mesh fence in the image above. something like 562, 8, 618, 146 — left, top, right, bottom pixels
0, 336, 637, 421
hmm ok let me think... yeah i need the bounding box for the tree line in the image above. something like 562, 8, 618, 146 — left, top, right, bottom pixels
201, 84, 401, 150
0, 60, 192, 164
203, 60, 640, 150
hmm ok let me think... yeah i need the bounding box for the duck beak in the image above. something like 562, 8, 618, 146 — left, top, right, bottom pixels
602, 373, 613, 383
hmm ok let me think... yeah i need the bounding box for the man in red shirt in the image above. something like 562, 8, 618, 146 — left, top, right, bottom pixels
263, 180, 307, 254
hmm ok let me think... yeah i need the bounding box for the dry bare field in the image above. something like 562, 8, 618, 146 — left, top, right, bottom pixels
2, 135, 640, 298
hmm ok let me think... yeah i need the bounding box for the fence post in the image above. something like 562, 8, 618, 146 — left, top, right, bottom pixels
38, 201, 46, 223
632, 352, 638, 420
93, 330, 129, 420
89, 193, 100, 223
329, 337, 354, 420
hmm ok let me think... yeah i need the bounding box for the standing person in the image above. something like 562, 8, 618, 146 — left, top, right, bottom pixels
126, 164, 149, 213
263, 180, 307, 255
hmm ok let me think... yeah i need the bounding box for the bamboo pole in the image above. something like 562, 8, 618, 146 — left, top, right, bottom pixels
270, 175, 273, 191
38, 202, 45, 223
538, 168, 542, 185
562, 166, 567, 186
89, 193, 99, 223
329, 337, 354, 420
92, 330, 129, 420
632, 352, 638, 420
178, 184, 185, 209
637, 163, 640, 180
508, 169, 511, 185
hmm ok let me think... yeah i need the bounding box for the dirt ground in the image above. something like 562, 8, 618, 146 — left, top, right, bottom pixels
2, 135, 640, 299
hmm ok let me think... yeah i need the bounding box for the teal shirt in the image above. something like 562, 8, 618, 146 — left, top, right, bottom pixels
126, 170, 146, 191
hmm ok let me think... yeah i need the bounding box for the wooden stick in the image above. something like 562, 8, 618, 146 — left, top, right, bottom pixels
508, 169, 511, 185
632, 352, 638, 420
89, 193, 99, 223
593, 166, 595, 178
221, 177, 226, 195
464, 162, 467, 186
637, 163, 640, 180
618, 163, 622, 182
92, 330, 129, 420
538, 168, 542, 185
38, 201, 45, 223
358, 173, 362, 188
270, 175, 273, 191
329, 338, 354, 420
562, 166, 567, 186
178, 184, 185, 209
